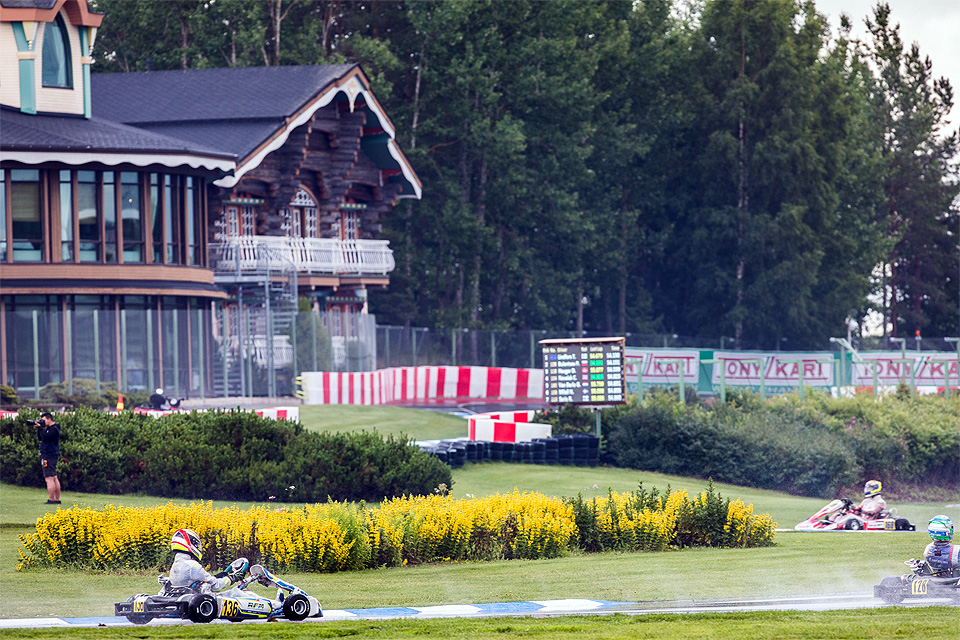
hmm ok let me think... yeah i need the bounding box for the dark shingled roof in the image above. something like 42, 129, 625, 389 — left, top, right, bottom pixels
0, 0, 60, 8
0, 106, 233, 159
92, 65, 358, 160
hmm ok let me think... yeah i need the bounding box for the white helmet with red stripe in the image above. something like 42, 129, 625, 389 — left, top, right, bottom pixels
171, 528, 203, 562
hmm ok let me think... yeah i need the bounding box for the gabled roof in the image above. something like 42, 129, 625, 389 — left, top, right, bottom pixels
0, 0, 103, 27
0, 106, 235, 175
92, 65, 421, 198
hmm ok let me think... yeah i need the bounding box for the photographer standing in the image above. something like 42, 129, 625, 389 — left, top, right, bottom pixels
36, 412, 61, 504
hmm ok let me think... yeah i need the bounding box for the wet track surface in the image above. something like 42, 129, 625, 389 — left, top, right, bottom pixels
0, 593, 955, 629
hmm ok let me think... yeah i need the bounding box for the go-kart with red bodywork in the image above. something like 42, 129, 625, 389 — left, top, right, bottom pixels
794, 498, 915, 531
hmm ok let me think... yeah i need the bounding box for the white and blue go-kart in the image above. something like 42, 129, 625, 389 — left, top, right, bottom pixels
115, 560, 322, 624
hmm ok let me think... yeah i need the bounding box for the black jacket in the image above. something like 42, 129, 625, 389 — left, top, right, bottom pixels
38, 423, 60, 460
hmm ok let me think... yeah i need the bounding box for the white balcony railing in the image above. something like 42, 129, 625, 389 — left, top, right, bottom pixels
211, 236, 395, 277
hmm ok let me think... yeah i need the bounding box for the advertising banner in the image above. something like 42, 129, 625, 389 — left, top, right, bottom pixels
624, 349, 700, 393
710, 352, 835, 390
851, 352, 960, 387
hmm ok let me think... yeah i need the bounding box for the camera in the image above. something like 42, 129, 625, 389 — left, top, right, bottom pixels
27, 419, 41, 427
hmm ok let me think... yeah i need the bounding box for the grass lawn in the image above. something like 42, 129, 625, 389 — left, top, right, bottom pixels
1, 405, 957, 634
0, 609, 958, 640
298, 404, 468, 440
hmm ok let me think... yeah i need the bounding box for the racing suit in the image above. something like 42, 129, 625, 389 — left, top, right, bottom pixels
857, 495, 886, 519
168, 552, 246, 597
923, 541, 960, 578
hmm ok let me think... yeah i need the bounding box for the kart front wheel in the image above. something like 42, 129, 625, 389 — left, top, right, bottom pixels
187, 594, 218, 623
877, 577, 905, 604
844, 519, 863, 531
283, 594, 311, 621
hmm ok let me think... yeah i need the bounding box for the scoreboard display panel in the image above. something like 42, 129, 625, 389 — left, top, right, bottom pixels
540, 337, 626, 405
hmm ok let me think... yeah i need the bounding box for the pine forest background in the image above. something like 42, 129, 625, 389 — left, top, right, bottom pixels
90, 0, 960, 351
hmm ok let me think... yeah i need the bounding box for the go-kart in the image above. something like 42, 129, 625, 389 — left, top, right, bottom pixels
133, 399, 186, 417
794, 498, 915, 531
874, 558, 960, 604
115, 561, 321, 624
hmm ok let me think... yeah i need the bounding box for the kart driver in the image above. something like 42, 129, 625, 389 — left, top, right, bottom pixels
855, 480, 886, 519
923, 515, 960, 578
169, 528, 248, 595
150, 389, 167, 411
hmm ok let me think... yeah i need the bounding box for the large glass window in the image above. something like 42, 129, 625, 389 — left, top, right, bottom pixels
186, 177, 197, 264
121, 172, 143, 262
77, 170, 99, 261
151, 173, 162, 262
165, 175, 178, 264
41, 15, 72, 89
59, 170, 73, 261
0, 169, 6, 262
3, 295, 62, 393
69, 295, 118, 386
103, 172, 117, 263
10, 169, 42, 262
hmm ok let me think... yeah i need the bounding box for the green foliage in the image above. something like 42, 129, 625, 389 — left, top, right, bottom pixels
0, 409, 451, 502
605, 392, 959, 498
88, 0, 959, 341
533, 404, 595, 434
288, 303, 333, 375
1, 385, 20, 405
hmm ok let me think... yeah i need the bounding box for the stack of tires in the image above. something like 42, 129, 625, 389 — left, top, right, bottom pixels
419, 434, 599, 468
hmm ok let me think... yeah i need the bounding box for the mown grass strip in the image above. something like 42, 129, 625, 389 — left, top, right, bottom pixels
0, 608, 957, 640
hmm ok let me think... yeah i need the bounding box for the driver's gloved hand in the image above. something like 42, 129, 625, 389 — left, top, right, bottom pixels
227, 557, 249, 583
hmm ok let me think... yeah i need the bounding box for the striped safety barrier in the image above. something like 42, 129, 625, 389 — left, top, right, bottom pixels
467, 410, 551, 443
298, 366, 544, 406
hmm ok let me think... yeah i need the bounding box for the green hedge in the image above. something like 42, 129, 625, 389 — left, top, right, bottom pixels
0, 409, 452, 502
601, 392, 959, 498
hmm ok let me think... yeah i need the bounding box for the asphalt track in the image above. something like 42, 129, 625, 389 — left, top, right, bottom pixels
0, 594, 956, 629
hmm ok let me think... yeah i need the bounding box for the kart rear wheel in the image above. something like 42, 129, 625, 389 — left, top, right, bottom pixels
187, 594, 218, 623
844, 519, 863, 531
877, 577, 905, 604
283, 594, 311, 621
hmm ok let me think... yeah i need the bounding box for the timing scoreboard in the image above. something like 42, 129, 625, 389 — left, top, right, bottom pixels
540, 337, 626, 405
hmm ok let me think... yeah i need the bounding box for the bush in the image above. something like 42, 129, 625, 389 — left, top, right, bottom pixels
1, 385, 20, 405
603, 391, 959, 498
17, 487, 776, 572
533, 404, 595, 434
0, 408, 452, 503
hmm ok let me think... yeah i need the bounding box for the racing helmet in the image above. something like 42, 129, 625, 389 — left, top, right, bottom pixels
928, 515, 953, 542
863, 480, 882, 498
171, 528, 203, 562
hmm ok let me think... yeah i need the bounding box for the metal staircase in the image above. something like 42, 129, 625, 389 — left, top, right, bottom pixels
211, 245, 300, 397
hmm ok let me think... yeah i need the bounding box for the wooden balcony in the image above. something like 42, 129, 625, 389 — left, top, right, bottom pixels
210, 236, 395, 283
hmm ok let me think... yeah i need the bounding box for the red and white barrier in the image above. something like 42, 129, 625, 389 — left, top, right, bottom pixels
467, 409, 552, 442
299, 366, 544, 405
253, 407, 299, 421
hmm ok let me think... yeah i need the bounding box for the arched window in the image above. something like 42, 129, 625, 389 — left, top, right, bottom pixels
42, 15, 72, 88
283, 188, 318, 238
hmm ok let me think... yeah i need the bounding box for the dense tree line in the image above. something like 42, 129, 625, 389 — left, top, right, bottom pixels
91, 0, 959, 349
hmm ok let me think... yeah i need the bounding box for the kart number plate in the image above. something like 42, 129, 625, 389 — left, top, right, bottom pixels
911, 579, 928, 595
221, 599, 241, 618
133, 597, 147, 613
